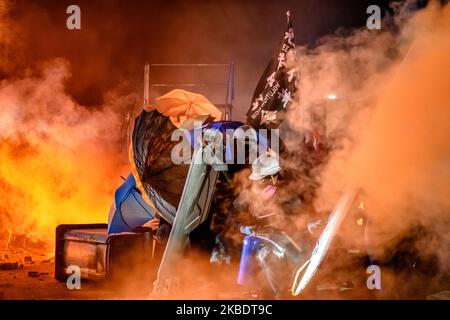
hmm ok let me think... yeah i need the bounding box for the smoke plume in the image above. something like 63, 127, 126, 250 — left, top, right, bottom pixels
0, 57, 131, 245
285, 0, 450, 296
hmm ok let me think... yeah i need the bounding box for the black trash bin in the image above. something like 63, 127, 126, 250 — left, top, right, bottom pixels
55, 224, 155, 284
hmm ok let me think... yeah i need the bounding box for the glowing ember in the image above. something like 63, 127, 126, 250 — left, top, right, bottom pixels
358, 201, 365, 210
327, 93, 337, 100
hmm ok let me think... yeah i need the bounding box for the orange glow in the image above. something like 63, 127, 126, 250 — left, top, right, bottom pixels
0, 61, 129, 248
358, 201, 365, 210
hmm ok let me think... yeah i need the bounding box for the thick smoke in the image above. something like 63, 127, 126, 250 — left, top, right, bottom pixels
0, 0, 448, 298
217, 0, 450, 298
0, 0, 133, 245
286, 0, 450, 295
347, 2, 450, 267
0, 58, 131, 244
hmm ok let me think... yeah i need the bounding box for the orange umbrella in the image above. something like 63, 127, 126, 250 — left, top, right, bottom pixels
155, 89, 222, 127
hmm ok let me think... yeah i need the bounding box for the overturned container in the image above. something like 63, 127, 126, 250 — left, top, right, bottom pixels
55, 224, 155, 284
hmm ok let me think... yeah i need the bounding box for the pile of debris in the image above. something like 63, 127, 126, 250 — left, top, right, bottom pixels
0, 230, 53, 271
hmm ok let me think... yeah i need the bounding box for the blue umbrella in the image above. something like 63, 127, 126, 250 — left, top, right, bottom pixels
107, 174, 157, 234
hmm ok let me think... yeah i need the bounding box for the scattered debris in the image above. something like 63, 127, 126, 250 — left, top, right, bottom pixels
27, 271, 49, 278
339, 281, 354, 292
5, 229, 13, 252
0, 262, 19, 270
24, 256, 33, 263
316, 281, 354, 292
0, 283, 12, 287
316, 283, 338, 291
41, 256, 55, 264
427, 291, 450, 300
2, 232, 52, 256
27, 271, 40, 278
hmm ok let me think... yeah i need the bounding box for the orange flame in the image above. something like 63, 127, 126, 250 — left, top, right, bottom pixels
0, 60, 129, 247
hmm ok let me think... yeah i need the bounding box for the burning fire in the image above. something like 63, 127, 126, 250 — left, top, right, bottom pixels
0, 60, 129, 247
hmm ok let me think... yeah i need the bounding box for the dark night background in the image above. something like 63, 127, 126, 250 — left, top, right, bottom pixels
5, 0, 398, 118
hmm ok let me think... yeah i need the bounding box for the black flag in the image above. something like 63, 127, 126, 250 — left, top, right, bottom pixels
246, 11, 298, 129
